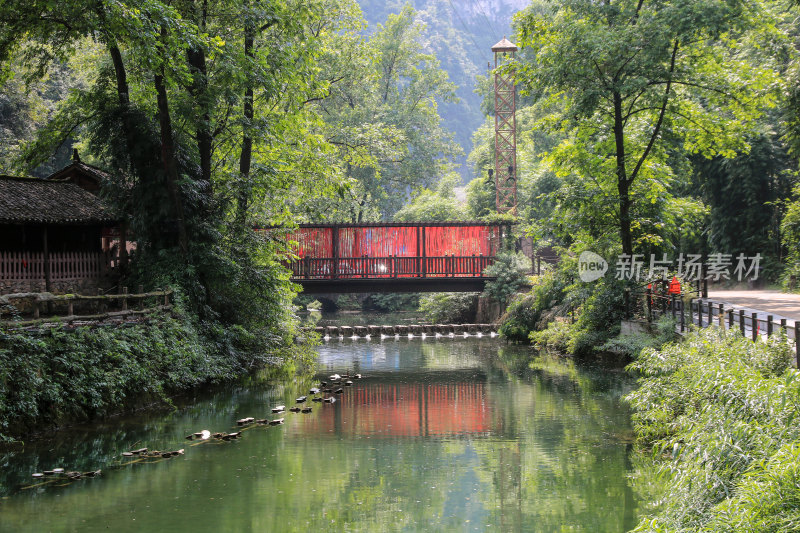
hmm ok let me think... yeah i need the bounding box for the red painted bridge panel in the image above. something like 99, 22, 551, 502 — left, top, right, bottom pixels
277, 222, 504, 281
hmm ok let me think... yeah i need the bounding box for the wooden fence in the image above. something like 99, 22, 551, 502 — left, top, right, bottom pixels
0, 251, 110, 282
0, 288, 174, 327
644, 290, 799, 366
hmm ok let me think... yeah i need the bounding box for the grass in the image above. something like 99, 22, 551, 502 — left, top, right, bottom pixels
625, 328, 800, 531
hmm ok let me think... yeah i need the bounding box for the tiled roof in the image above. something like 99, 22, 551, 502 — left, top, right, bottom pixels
0, 175, 116, 224
47, 161, 110, 183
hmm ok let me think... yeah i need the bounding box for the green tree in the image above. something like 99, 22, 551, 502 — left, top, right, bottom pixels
0, 0, 340, 352
514, 0, 781, 255
693, 131, 796, 266
393, 172, 466, 221
307, 3, 462, 221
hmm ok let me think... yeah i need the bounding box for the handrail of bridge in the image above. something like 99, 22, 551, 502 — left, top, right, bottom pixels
291, 255, 495, 280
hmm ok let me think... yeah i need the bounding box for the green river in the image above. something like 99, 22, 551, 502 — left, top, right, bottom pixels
0, 333, 638, 532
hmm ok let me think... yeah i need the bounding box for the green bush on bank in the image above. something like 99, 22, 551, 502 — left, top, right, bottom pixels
625, 328, 799, 531
0, 312, 314, 441
418, 292, 479, 323
497, 268, 568, 342
498, 253, 633, 358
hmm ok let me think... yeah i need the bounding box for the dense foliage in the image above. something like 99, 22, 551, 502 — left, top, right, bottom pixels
0, 311, 314, 441
626, 329, 799, 531
418, 292, 478, 323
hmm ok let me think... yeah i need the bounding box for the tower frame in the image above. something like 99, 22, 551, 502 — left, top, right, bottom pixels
492, 37, 518, 214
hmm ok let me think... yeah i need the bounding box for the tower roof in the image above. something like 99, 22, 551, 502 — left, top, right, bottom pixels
491, 37, 517, 53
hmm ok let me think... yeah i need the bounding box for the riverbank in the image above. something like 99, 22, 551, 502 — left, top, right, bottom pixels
625, 328, 800, 531
0, 311, 314, 442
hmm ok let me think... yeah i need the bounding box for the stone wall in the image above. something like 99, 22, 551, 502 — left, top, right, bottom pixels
475, 295, 502, 324
0, 277, 108, 296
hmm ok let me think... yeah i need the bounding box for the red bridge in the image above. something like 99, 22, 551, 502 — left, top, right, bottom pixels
279, 222, 508, 293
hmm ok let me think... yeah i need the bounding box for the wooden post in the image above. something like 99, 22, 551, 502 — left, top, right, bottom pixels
781, 318, 787, 335
164, 290, 169, 306
671, 294, 676, 320
728, 308, 734, 329
752, 312, 758, 341
646, 287, 652, 322
739, 310, 745, 336
122, 286, 128, 311
42, 226, 51, 293
718, 304, 724, 327
794, 321, 799, 368
767, 315, 773, 337
332, 226, 339, 280
702, 278, 708, 298
119, 223, 128, 270
67, 300, 73, 317
421, 226, 427, 277
708, 301, 714, 326
537, 255, 541, 276
698, 299, 703, 327
680, 298, 685, 332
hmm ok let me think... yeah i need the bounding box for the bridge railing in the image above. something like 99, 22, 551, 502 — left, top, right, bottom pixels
291, 255, 495, 280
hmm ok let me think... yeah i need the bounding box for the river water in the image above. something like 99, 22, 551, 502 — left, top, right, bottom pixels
0, 334, 638, 532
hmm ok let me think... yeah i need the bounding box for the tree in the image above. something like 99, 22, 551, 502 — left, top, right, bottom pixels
693, 131, 796, 262
393, 172, 466, 221
514, 0, 780, 255
306, 3, 462, 221
0, 0, 340, 344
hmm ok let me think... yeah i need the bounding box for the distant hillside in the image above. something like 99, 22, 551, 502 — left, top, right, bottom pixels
358, 0, 528, 183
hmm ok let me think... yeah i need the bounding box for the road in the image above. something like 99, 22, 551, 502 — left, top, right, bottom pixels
706, 290, 800, 322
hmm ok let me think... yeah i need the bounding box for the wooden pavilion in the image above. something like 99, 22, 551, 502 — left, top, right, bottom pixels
0, 155, 121, 294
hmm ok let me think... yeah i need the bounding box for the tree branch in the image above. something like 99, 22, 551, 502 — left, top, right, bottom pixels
629, 38, 679, 184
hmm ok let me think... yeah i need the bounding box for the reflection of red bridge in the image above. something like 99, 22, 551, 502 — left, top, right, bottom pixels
275, 222, 509, 293
297, 382, 492, 437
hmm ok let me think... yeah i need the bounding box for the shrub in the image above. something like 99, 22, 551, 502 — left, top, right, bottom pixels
497, 268, 568, 342
364, 293, 420, 312
625, 328, 799, 531
418, 292, 478, 323
482, 252, 531, 306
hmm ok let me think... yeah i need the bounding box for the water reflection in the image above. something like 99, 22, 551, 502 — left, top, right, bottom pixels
0, 338, 637, 532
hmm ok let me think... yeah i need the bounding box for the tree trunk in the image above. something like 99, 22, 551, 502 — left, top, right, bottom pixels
108, 43, 141, 172
187, 0, 212, 208
618, 179, 633, 256
237, 15, 255, 223
154, 67, 189, 256
613, 90, 633, 256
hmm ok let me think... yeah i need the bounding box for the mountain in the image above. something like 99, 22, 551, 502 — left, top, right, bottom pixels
357, 0, 529, 182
